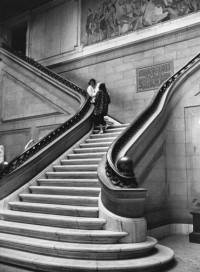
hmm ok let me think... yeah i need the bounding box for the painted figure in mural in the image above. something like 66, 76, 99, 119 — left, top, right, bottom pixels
130, 1, 144, 31
93, 4, 103, 42
141, 0, 168, 26
99, 3, 107, 41
105, 0, 118, 38
162, 0, 179, 18
93, 83, 111, 134
86, 9, 94, 44
83, 0, 200, 45
184, 0, 200, 12
117, 0, 135, 34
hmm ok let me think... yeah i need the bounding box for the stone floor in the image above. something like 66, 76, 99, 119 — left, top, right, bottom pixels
159, 235, 200, 271
0, 235, 199, 272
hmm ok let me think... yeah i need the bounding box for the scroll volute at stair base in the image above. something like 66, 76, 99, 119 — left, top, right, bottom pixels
98, 156, 147, 218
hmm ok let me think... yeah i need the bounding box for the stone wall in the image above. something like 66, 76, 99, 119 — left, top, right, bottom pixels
165, 68, 200, 225
51, 19, 200, 124
29, 0, 79, 60
0, 54, 78, 162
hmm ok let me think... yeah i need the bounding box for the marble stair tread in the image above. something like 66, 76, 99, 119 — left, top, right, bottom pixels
86, 137, 116, 143
0, 210, 106, 230
0, 244, 174, 271
90, 132, 121, 139
53, 165, 98, 172
94, 124, 129, 129
80, 142, 112, 148
93, 128, 125, 134
19, 193, 99, 206
0, 221, 127, 243
37, 178, 100, 187
46, 171, 98, 179
9, 202, 99, 217
0, 233, 158, 260
29, 186, 100, 197
61, 159, 101, 165
73, 147, 109, 153
0, 123, 175, 270
67, 152, 106, 159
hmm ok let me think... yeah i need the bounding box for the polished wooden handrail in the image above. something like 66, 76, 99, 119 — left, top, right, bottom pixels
105, 52, 200, 188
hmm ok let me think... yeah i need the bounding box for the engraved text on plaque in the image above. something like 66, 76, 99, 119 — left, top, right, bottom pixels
137, 62, 173, 92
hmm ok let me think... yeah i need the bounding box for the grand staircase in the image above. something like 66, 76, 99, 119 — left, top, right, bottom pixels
0, 124, 174, 272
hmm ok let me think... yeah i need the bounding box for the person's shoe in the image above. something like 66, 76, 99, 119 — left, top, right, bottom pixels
105, 124, 109, 130
99, 130, 104, 134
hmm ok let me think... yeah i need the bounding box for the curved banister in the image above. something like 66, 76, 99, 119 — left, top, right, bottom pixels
0, 44, 90, 180
105, 52, 200, 188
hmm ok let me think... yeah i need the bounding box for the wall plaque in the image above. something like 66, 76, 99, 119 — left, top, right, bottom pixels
137, 62, 173, 92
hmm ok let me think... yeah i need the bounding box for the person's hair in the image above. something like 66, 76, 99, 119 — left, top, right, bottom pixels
99, 83, 107, 92
88, 78, 96, 85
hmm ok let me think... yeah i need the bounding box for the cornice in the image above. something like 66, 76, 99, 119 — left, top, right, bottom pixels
39, 12, 200, 69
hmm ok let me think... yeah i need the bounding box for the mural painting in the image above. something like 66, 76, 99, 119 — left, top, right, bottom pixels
81, 0, 200, 45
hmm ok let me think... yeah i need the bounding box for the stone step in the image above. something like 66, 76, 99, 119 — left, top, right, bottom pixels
53, 165, 98, 172
0, 210, 105, 230
94, 124, 129, 130
85, 137, 116, 143
60, 159, 101, 165
90, 132, 121, 139
29, 186, 100, 197
19, 194, 98, 207
9, 202, 99, 217
46, 171, 98, 179
0, 245, 175, 271
0, 221, 127, 244
37, 179, 100, 188
93, 128, 125, 134
74, 147, 109, 154
80, 142, 112, 148
67, 152, 106, 159
0, 233, 157, 260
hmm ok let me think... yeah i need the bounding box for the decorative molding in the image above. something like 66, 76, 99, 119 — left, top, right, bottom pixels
1, 112, 62, 124
1, 70, 66, 123
147, 223, 193, 240
42, 12, 200, 68
3, 0, 72, 26
0, 128, 30, 136
36, 123, 62, 140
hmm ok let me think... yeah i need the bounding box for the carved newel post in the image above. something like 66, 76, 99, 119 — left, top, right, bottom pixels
117, 156, 138, 188
98, 156, 148, 243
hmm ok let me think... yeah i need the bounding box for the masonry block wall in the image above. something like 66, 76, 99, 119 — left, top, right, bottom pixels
165, 68, 200, 225
52, 27, 200, 125
0, 55, 77, 162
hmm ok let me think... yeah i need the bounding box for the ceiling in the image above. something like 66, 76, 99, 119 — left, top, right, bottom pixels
0, 0, 53, 22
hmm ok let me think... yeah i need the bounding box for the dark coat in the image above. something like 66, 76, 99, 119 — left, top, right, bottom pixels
93, 89, 110, 117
